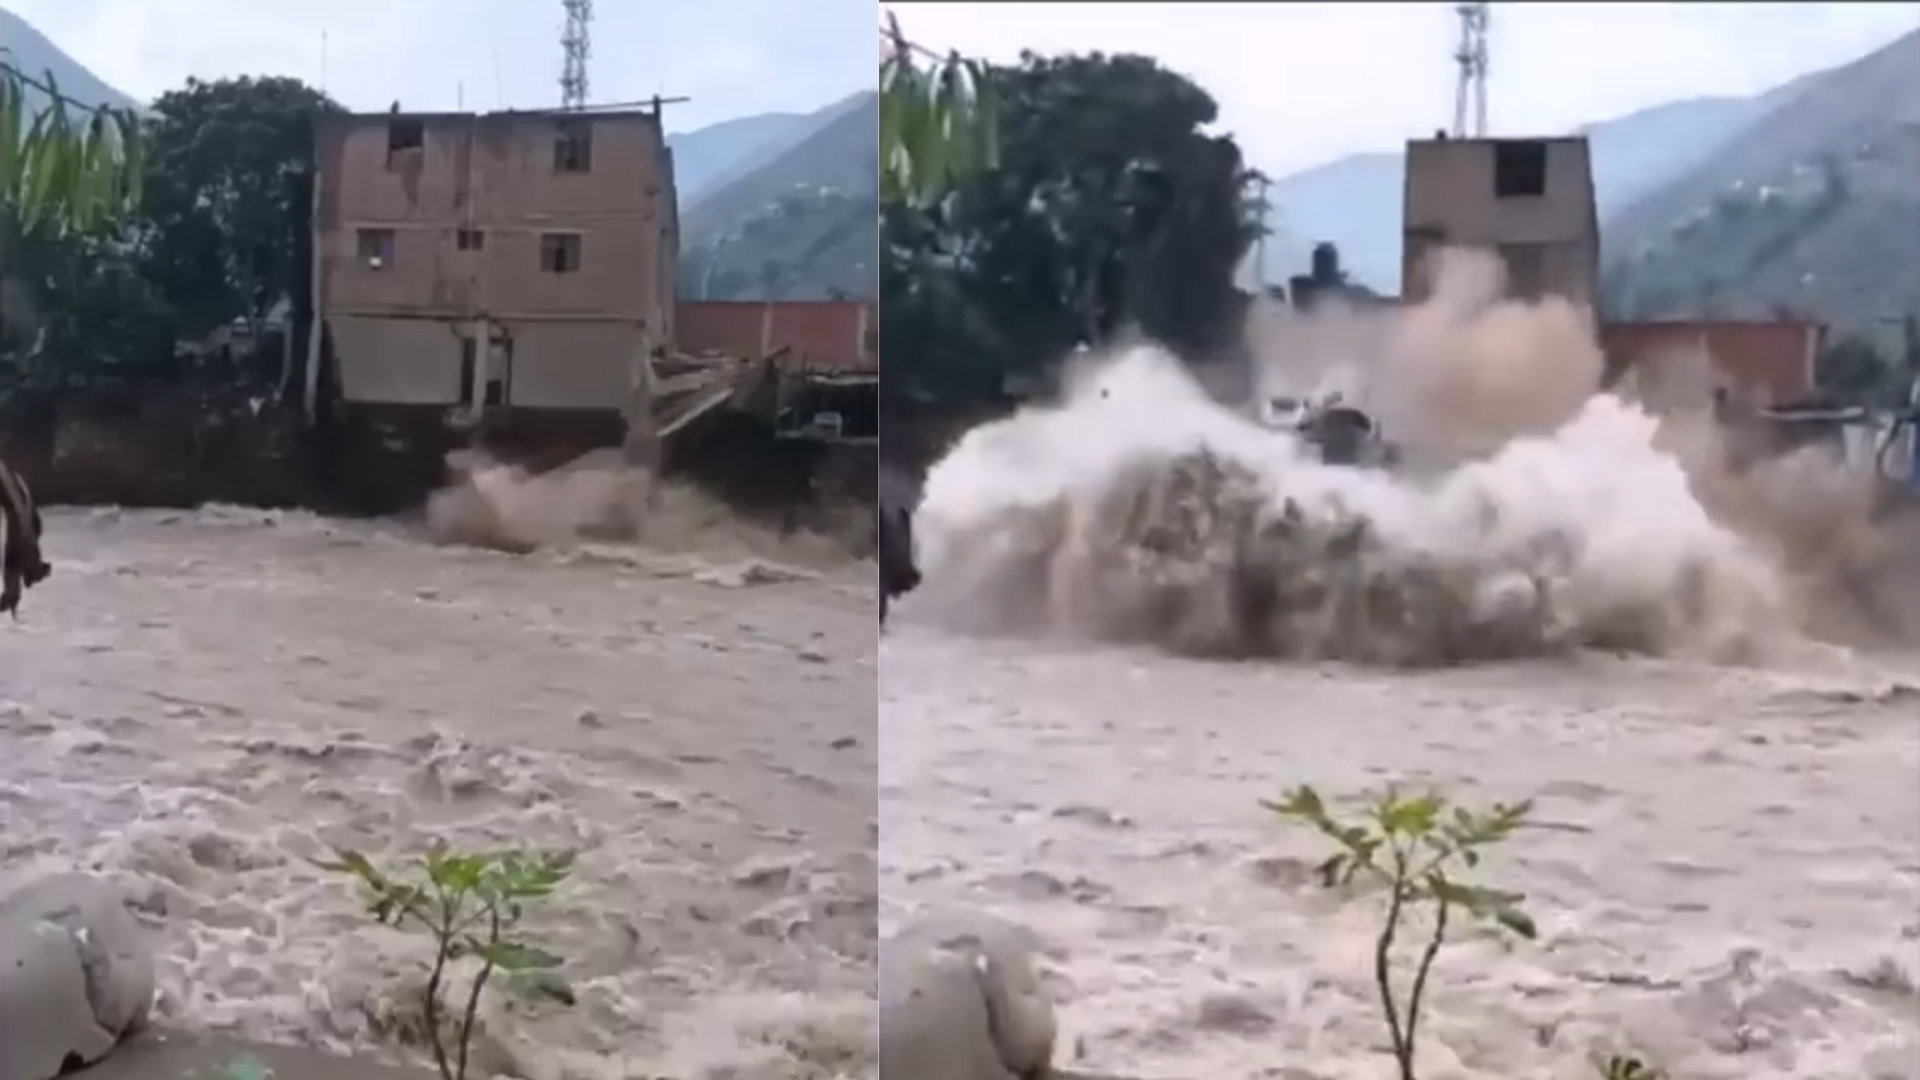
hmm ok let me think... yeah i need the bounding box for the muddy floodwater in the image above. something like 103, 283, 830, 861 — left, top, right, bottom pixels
4, 506, 878, 1080
880, 624, 1920, 1080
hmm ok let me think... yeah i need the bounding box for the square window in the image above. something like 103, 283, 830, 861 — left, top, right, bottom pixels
554, 123, 593, 174
1493, 140, 1547, 198
355, 228, 396, 269
539, 233, 582, 274
386, 120, 424, 169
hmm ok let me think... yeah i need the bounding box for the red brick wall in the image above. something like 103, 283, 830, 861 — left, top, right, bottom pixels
1602, 320, 1823, 409
675, 300, 875, 373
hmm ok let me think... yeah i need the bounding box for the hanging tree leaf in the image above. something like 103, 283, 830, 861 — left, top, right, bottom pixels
878, 12, 999, 207
0, 57, 145, 235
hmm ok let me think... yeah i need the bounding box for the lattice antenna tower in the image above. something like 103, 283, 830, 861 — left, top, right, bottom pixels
561, 0, 593, 109
1451, 2, 1489, 138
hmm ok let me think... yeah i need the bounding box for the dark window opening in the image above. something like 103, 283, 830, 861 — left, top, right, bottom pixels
1498, 242, 1548, 300
355, 228, 395, 269
459, 338, 477, 404
539, 233, 582, 274
386, 120, 424, 169
553, 123, 593, 174
777, 380, 879, 441
484, 375, 505, 406
1493, 140, 1548, 198
455, 228, 485, 251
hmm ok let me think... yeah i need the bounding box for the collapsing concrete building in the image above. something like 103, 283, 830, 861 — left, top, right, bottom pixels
1401, 134, 1600, 311
305, 106, 680, 437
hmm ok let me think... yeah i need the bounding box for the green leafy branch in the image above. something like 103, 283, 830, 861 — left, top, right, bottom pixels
878, 12, 1000, 208
317, 844, 577, 1080
0, 57, 144, 235
1267, 785, 1535, 1080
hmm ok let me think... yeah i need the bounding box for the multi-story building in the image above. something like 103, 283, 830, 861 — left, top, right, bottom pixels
304, 106, 679, 425
1400, 134, 1600, 311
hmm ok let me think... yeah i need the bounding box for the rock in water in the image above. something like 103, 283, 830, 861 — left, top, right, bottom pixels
0, 872, 156, 1080
880, 909, 1057, 1080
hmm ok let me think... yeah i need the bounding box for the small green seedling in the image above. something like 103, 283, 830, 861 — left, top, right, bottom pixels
317, 844, 577, 1080
1595, 1053, 1667, 1080
1266, 785, 1536, 1080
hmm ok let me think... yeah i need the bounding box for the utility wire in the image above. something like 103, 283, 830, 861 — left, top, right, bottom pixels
878, 17, 983, 68
0, 54, 132, 115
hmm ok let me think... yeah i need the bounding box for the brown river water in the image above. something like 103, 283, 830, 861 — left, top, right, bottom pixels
880, 624, 1920, 1080
884, 262, 1920, 1080
3, 504, 878, 1080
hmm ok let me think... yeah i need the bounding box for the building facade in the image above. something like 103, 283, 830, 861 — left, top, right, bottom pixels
306, 107, 678, 420
1401, 135, 1600, 310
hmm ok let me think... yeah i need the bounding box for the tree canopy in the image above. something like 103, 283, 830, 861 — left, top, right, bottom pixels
882, 48, 1262, 406
139, 75, 342, 340
1, 71, 340, 385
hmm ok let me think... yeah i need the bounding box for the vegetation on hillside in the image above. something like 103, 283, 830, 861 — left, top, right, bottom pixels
879, 34, 1264, 409
677, 92, 880, 302
1602, 27, 1919, 404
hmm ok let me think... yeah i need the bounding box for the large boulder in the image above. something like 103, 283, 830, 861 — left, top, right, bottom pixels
880, 909, 1057, 1080
0, 872, 156, 1080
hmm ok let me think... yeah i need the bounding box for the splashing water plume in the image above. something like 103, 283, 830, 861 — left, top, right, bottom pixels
910, 249, 1918, 666
423, 448, 862, 567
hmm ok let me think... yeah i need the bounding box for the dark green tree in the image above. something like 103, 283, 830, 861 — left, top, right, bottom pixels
0, 61, 144, 374
138, 76, 342, 345
885, 50, 1259, 406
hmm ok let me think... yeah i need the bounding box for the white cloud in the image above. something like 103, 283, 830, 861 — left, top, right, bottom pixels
884, 1, 1920, 176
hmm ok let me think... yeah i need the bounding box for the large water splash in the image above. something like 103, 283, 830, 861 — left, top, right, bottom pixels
910, 250, 1914, 665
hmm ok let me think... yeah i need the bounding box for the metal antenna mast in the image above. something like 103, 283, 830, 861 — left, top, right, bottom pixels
561, 0, 593, 109
1451, 2, 1489, 138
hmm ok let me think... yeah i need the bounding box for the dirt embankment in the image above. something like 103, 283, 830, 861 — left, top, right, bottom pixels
0, 383, 879, 558
0, 383, 315, 508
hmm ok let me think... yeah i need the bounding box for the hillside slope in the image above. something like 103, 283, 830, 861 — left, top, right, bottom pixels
677, 91, 879, 302
1603, 28, 1920, 338
667, 111, 816, 207
1, 7, 137, 111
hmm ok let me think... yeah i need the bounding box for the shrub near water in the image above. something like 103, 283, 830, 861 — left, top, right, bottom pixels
318, 844, 577, 1080
1271, 785, 1666, 1080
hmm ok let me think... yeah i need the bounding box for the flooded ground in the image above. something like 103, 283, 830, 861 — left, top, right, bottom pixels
879, 624, 1920, 1080
3, 505, 878, 1080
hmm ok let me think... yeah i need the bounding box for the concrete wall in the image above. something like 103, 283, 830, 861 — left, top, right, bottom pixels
328, 315, 639, 410
331, 317, 464, 404
502, 319, 639, 408
1402, 136, 1599, 308
0, 385, 312, 508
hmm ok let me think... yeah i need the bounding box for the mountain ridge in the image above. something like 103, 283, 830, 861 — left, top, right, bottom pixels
1601, 27, 1920, 340
1, 7, 140, 112
676, 91, 880, 301
1257, 25, 1915, 297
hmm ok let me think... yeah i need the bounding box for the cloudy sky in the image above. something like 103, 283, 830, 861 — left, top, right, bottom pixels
888, 1, 1919, 177
3, 0, 873, 135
